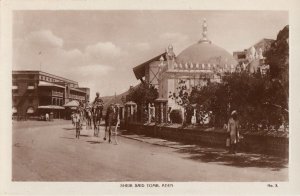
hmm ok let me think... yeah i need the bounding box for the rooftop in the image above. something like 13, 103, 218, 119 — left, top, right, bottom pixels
133, 52, 167, 80
12, 70, 78, 84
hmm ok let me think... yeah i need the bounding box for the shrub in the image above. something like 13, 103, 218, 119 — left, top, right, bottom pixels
170, 109, 183, 124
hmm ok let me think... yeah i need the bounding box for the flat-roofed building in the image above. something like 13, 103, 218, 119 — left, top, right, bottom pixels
12, 70, 90, 119
233, 38, 274, 73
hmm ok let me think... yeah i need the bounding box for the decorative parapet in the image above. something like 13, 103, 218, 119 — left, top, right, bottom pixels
168, 61, 235, 74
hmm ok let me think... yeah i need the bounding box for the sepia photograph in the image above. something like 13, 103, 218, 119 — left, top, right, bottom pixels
1, 0, 300, 195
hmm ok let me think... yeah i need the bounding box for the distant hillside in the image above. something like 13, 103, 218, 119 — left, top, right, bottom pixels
247, 38, 275, 56
101, 91, 127, 108
100, 84, 140, 111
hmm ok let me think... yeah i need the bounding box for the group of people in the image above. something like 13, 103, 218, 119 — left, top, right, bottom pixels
71, 92, 120, 144
70, 92, 241, 150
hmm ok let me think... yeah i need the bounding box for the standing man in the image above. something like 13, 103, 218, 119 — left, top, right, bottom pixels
227, 110, 240, 154
45, 113, 49, 121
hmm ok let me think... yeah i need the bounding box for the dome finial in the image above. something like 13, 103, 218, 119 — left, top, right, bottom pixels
202, 18, 207, 39
199, 18, 211, 43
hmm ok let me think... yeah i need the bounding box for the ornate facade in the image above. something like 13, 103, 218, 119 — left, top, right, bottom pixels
157, 19, 238, 110
131, 19, 271, 124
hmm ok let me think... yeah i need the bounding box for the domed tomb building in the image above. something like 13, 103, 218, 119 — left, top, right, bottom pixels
158, 19, 238, 110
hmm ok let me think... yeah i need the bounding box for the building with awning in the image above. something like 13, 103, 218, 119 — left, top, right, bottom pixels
63, 100, 79, 107
38, 81, 66, 88
12, 70, 90, 119
38, 105, 65, 109
26, 107, 35, 114
63, 100, 81, 120
37, 105, 65, 119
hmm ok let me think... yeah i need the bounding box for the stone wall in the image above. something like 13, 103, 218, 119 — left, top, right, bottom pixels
122, 122, 288, 157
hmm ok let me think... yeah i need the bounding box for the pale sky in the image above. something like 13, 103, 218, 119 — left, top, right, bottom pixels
13, 10, 288, 97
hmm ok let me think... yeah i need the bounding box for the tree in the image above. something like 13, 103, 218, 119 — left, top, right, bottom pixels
184, 25, 289, 130
264, 25, 289, 127
126, 83, 159, 123
126, 83, 159, 106
187, 71, 288, 129
169, 79, 189, 106
265, 25, 289, 81
168, 79, 193, 125
265, 25, 289, 110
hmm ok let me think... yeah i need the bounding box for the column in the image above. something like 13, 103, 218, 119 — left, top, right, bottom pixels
125, 105, 129, 124
160, 102, 163, 123
155, 103, 159, 124
130, 105, 133, 122
153, 105, 155, 122
148, 103, 151, 123
133, 104, 137, 122
122, 106, 125, 120
154, 99, 168, 124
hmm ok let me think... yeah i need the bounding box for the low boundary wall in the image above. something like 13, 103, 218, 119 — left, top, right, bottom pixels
122, 122, 288, 157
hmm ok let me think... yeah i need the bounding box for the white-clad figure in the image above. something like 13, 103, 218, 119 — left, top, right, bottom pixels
258, 48, 264, 59
45, 113, 49, 121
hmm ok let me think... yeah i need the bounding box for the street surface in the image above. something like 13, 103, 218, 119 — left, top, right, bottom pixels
12, 120, 288, 181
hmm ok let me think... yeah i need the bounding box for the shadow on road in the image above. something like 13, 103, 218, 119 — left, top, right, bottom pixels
122, 131, 288, 170
63, 127, 75, 131
86, 140, 105, 144
60, 136, 75, 140
79, 134, 90, 137
176, 146, 288, 170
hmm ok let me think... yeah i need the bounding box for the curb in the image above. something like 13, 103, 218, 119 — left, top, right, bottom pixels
119, 134, 182, 150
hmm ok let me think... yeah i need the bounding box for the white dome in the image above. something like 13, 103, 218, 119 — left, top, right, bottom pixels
176, 41, 238, 68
